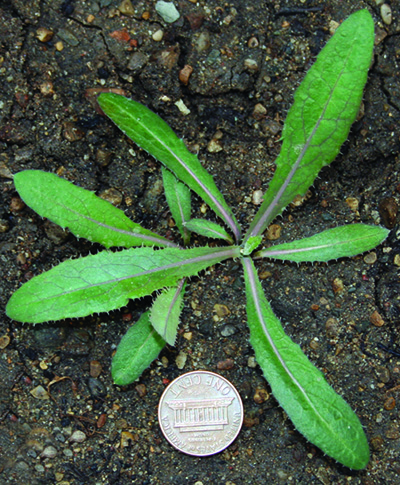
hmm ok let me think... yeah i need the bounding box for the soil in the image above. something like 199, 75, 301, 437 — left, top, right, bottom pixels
0, 1, 399, 484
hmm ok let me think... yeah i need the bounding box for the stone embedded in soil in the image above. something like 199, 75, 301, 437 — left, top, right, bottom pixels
220, 324, 237, 337
370, 310, 385, 327
36, 27, 54, 43
99, 187, 123, 206
175, 351, 187, 369
364, 252, 377, 265
216, 358, 234, 370
179, 65, 193, 85
152, 29, 164, 42
30, 386, 50, 400
69, 430, 86, 443
155, 1, 180, 23
381, 4, 392, 25
135, 383, 147, 398
214, 303, 230, 317
253, 387, 269, 404
90, 360, 102, 378
266, 224, 281, 240
345, 197, 359, 211
378, 197, 398, 228
40, 445, 57, 458
325, 317, 340, 338
118, 0, 135, 16
332, 277, 344, 293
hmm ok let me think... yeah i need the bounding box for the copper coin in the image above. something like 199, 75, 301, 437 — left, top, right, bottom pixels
158, 370, 243, 456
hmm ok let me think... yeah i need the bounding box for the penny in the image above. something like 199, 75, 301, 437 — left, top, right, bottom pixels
158, 370, 243, 456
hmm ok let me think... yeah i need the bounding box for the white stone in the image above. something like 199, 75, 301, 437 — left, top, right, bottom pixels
155, 1, 180, 23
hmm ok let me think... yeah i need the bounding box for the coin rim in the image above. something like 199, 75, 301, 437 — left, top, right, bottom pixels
158, 370, 244, 457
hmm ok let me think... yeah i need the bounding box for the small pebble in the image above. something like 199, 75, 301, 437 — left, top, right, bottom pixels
214, 303, 230, 317
381, 4, 392, 25
220, 324, 237, 337
195, 32, 210, 53
135, 383, 146, 397
217, 358, 234, 370
247, 36, 259, 48
63, 121, 85, 142
36, 27, 54, 42
99, 187, 123, 206
370, 310, 385, 327
90, 360, 102, 378
0, 334, 10, 349
394, 254, 400, 267
155, 1, 180, 23
243, 58, 258, 72
175, 351, 187, 369
121, 431, 137, 447
252, 189, 264, 205
378, 197, 398, 228
252, 103, 267, 120
332, 277, 344, 293
183, 332, 192, 340
325, 318, 340, 338
118, 0, 135, 16
266, 224, 281, 240
174, 99, 190, 115
10, 197, 25, 211
247, 356, 257, 368
329, 20, 340, 35
97, 413, 107, 429
40, 81, 54, 97
55, 41, 64, 51
40, 445, 57, 459
345, 197, 359, 211
69, 430, 86, 443
364, 252, 377, 265
30, 386, 50, 400
207, 139, 223, 153
179, 64, 193, 85
152, 29, 164, 42
253, 387, 269, 404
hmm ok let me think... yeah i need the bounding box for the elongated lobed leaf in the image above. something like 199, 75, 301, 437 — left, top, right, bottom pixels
185, 218, 233, 244
255, 224, 389, 262
14, 170, 175, 249
246, 10, 374, 240
162, 167, 191, 245
6, 246, 240, 324
150, 279, 186, 345
242, 257, 369, 470
97, 93, 241, 242
112, 311, 166, 386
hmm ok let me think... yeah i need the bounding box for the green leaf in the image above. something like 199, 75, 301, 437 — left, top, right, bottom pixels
14, 170, 175, 249
245, 10, 374, 240
184, 218, 233, 244
242, 257, 369, 470
112, 311, 166, 386
150, 279, 186, 345
97, 93, 241, 243
162, 167, 191, 245
241, 236, 263, 256
6, 245, 240, 323
255, 224, 389, 262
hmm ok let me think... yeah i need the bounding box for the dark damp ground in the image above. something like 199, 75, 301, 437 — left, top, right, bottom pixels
0, 1, 399, 483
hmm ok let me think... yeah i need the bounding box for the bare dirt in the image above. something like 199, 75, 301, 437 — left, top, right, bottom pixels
0, 1, 399, 484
